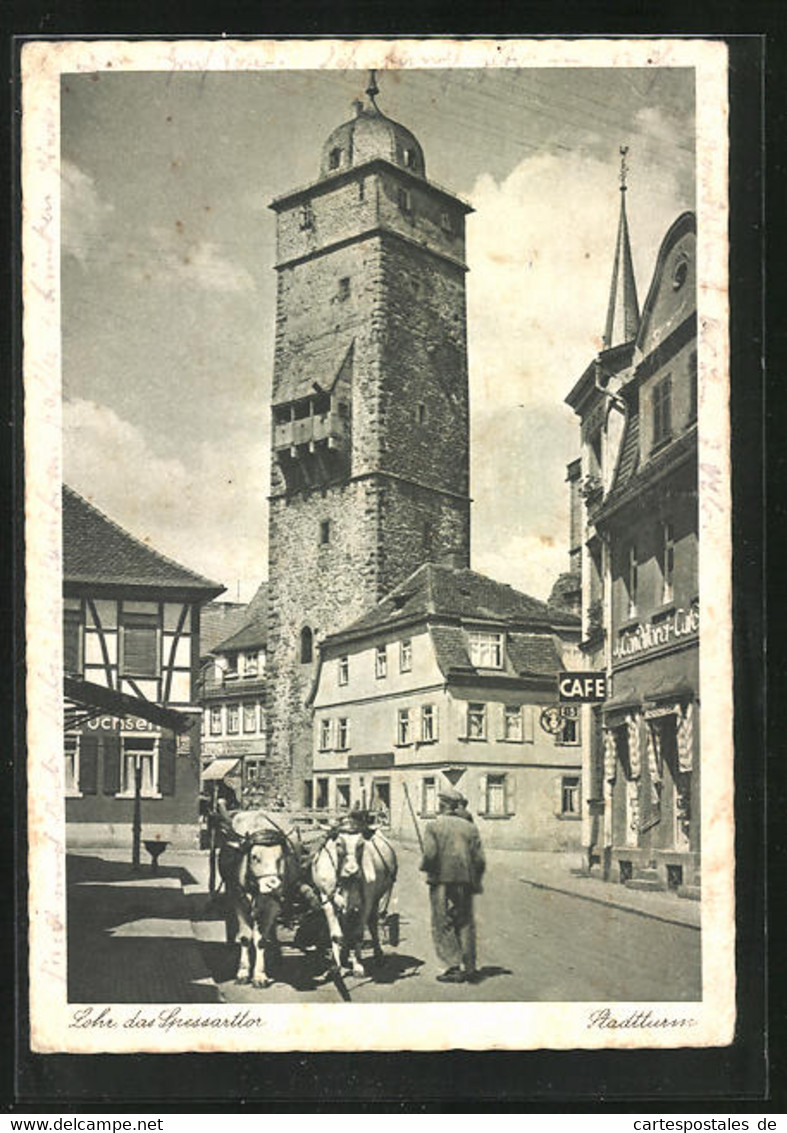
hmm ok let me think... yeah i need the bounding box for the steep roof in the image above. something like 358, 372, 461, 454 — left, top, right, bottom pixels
201, 601, 251, 655
329, 563, 579, 644
62, 485, 223, 595
273, 336, 353, 407
212, 581, 269, 653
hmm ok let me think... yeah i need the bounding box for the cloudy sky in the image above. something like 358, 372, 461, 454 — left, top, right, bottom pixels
61, 65, 695, 602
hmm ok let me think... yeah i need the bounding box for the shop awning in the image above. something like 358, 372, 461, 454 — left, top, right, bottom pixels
643, 674, 695, 704
202, 758, 241, 782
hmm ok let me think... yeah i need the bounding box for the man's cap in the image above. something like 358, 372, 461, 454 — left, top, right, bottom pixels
438, 785, 463, 805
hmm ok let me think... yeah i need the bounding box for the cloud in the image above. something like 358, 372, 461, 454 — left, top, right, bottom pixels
61, 160, 114, 265
126, 227, 256, 293
63, 398, 267, 601
464, 146, 690, 598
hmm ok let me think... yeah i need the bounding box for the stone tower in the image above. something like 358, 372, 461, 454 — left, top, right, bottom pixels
265, 72, 473, 804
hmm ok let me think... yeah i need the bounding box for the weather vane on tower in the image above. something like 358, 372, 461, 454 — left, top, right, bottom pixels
366, 68, 380, 107
619, 144, 630, 192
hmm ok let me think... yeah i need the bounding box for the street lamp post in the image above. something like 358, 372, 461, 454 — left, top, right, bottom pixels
132, 755, 142, 870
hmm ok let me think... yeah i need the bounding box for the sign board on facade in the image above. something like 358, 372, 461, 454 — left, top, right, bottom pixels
347, 752, 395, 771
612, 603, 699, 662
81, 714, 160, 734
558, 672, 608, 702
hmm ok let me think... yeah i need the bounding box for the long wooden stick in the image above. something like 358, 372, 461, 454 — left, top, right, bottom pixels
402, 782, 424, 852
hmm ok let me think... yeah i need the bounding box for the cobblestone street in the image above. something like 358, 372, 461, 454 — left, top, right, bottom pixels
68, 839, 701, 1005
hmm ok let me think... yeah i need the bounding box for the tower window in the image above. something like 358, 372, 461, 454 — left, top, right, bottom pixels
358, 180, 365, 202
441, 210, 453, 234
403, 147, 416, 168
416, 402, 427, 426
300, 626, 313, 664
320, 519, 331, 545
338, 277, 350, 301
397, 187, 412, 214
299, 203, 314, 231
329, 147, 342, 170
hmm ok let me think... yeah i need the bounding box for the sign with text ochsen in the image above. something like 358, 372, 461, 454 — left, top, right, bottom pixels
559, 673, 608, 703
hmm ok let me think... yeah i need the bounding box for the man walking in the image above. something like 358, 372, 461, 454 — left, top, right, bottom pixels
420, 785, 485, 984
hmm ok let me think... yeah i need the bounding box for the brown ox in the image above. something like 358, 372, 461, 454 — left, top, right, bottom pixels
219, 833, 299, 988
311, 827, 397, 977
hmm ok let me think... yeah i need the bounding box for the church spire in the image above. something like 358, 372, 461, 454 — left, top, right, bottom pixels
603, 146, 640, 349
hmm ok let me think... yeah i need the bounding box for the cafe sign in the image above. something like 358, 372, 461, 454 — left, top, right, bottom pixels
613, 603, 699, 661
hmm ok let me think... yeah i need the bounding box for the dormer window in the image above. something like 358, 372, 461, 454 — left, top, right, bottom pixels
468, 631, 504, 669
329, 147, 342, 170
224, 653, 238, 680
243, 651, 259, 678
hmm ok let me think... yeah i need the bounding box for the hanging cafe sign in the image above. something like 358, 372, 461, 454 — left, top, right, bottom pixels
613, 602, 699, 661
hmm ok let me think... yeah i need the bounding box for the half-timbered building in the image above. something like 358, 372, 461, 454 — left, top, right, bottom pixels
63, 485, 223, 848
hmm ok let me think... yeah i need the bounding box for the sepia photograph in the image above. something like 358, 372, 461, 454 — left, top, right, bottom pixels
22, 38, 732, 1052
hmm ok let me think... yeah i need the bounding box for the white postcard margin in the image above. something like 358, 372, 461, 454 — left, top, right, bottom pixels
22, 36, 732, 1053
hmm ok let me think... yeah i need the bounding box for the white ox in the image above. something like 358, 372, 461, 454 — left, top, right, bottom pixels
219, 835, 299, 988
311, 827, 397, 977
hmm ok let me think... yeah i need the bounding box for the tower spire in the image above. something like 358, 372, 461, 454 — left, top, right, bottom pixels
603, 146, 640, 349
366, 68, 380, 109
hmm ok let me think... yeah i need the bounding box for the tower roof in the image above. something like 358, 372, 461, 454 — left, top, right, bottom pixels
603, 146, 640, 349
319, 69, 426, 180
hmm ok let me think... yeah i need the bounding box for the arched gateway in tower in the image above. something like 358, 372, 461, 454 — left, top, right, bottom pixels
265, 73, 473, 804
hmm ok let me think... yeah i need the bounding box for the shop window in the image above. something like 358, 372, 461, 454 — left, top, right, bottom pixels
400, 638, 412, 672
64, 736, 80, 795
300, 626, 313, 664
63, 608, 83, 676
421, 704, 437, 743
120, 738, 158, 797
338, 656, 349, 686
652, 375, 672, 449
469, 631, 503, 669
243, 702, 257, 734
397, 708, 412, 746
504, 705, 523, 741
467, 702, 487, 741
210, 705, 222, 735
336, 717, 350, 750
336, 779, 351, 810
315, 777, 329, 809
245, 759, 265, 787
226, 703, 240, 735
120, 608, 160, 678
375, 644, 388, 679
660, 521, 675, 605
421, 776, 437, 818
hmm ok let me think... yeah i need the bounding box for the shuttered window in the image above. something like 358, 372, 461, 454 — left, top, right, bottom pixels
478, 772, 516, 816
63, 610, 83, 675
78, 734, 99, 795
121, 611, 159, 677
